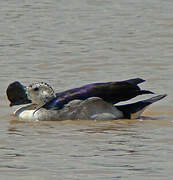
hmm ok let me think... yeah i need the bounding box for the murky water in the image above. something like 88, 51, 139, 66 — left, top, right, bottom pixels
0, 0, 173, 179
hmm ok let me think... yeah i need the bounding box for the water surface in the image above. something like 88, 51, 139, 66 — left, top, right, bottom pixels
0, 0, 173, 179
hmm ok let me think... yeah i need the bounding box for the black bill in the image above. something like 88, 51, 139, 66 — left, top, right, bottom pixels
6, 81, 31, 106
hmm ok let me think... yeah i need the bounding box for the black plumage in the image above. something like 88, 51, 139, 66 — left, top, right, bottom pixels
43, 78, 154, 109
6, 81, 31, 106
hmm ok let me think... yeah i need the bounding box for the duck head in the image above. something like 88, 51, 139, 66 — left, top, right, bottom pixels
27, 82, 56, 106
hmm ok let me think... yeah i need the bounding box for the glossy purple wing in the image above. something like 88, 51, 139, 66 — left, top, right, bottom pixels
43, 78, 154, 110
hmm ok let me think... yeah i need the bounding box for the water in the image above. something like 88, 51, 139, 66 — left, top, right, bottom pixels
0, 0, 173, 179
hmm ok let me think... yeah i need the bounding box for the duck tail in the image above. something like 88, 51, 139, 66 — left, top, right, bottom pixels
124, 78, 145, 85
123, 78, 155, 96
137, 90, 155, 95
115, 94, 167, 119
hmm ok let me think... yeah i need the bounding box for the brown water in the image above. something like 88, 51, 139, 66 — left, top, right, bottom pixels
0, 0, 173, 179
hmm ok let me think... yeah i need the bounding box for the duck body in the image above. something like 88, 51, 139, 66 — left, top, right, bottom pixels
43, 78, 153, 110
14, 95, 166, 121
6, 78, 166, 121
14, 97, 124, 121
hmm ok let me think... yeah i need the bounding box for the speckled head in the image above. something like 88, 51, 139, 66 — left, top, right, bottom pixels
27, 82, 56, 105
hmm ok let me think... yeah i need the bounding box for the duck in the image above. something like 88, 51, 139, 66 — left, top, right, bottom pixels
6, 78, 167, 121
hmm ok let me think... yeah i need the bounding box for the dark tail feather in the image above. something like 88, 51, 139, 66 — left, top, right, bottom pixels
124, 78, 145, 85
115, 94, 167, 119
138, 90, 154, 95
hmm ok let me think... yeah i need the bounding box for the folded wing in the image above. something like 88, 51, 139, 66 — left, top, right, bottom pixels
44, 78, 153, 110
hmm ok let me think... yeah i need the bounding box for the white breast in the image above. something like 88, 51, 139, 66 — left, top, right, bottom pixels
13, 105, 63, 121
14, 106, 36, 121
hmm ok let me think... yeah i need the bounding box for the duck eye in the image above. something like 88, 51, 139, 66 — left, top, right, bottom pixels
34, 87, 39, 91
